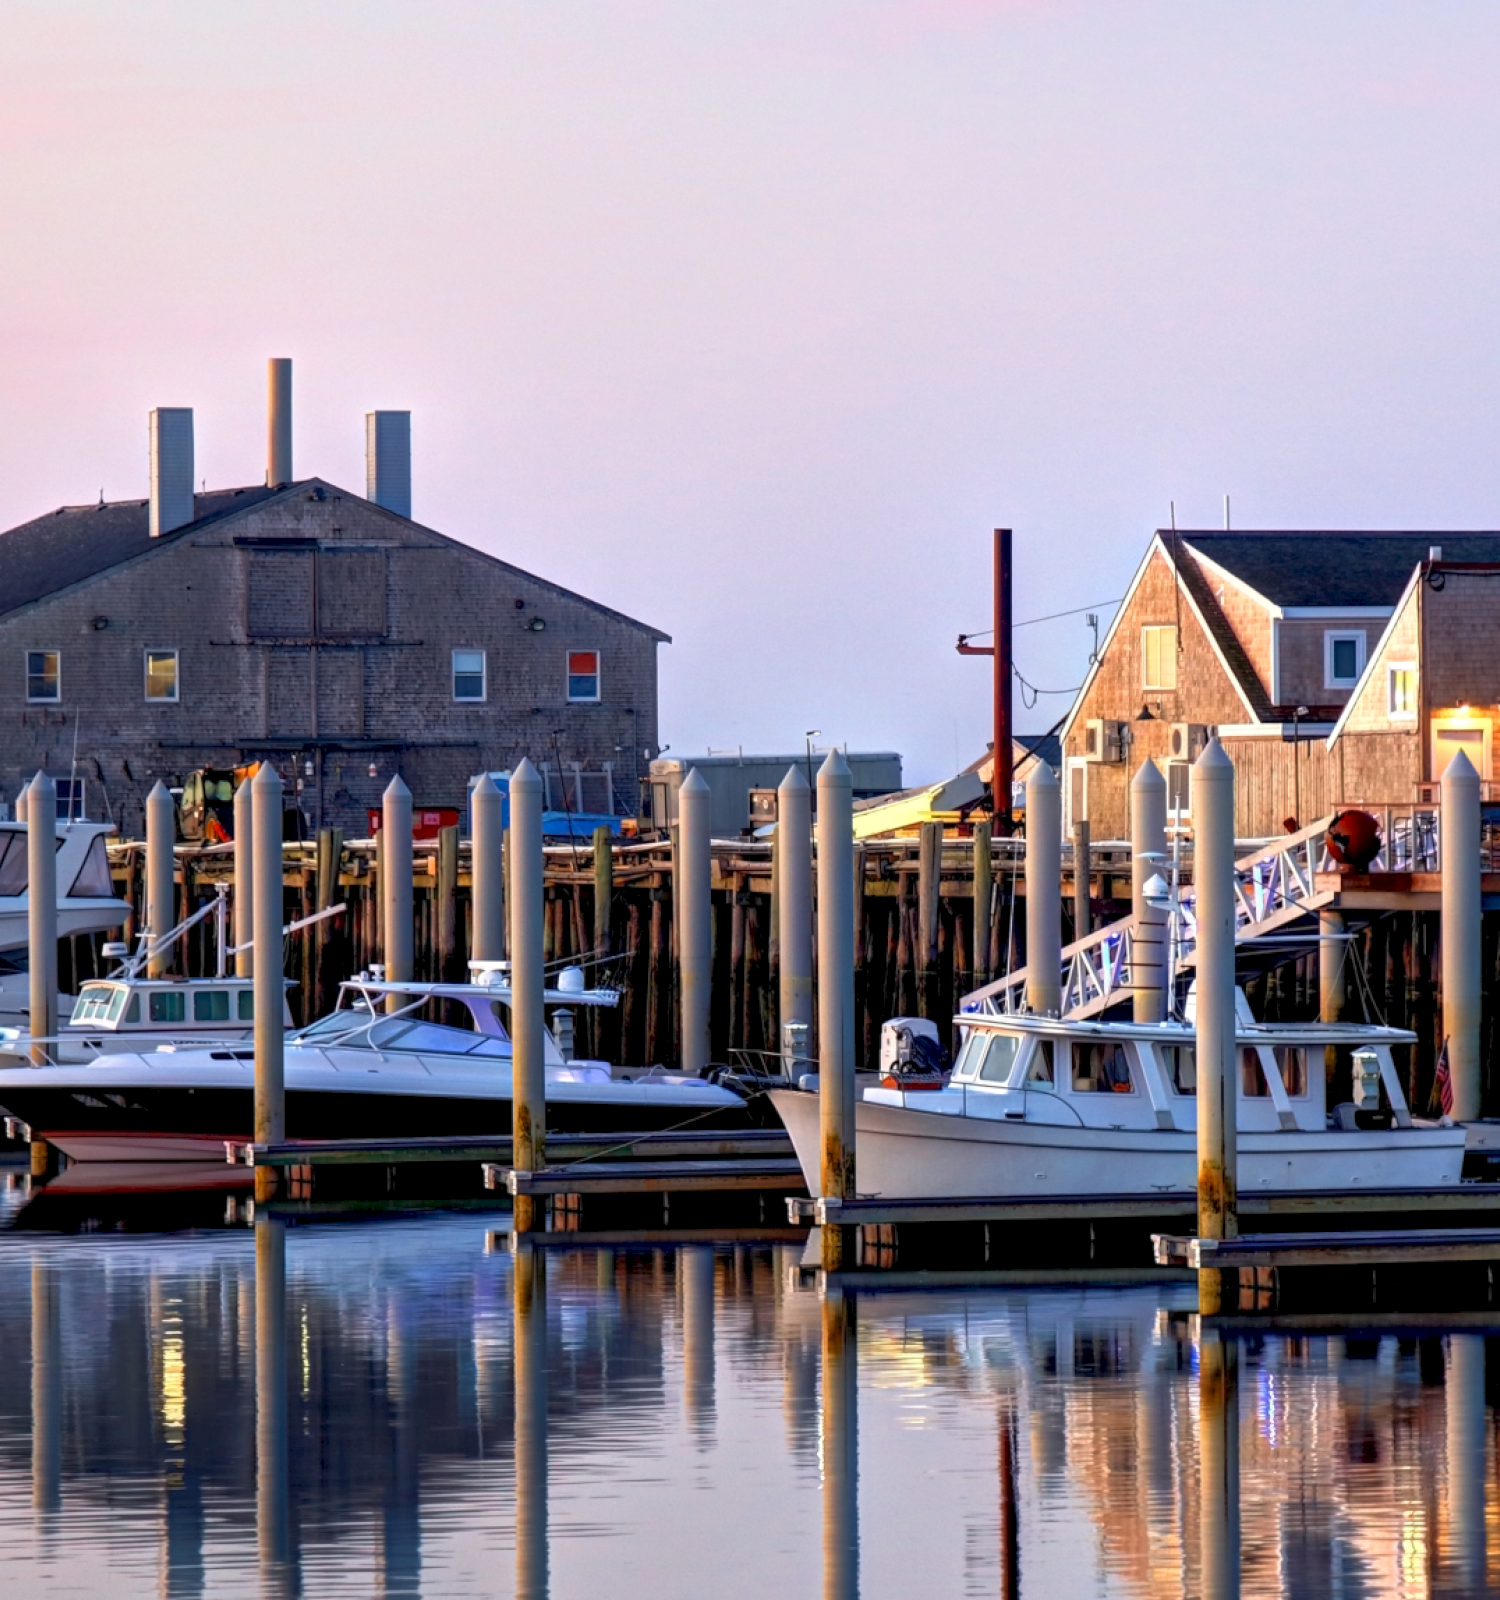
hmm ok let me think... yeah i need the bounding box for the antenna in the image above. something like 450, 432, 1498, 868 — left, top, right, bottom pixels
1169, 501, 1183, 664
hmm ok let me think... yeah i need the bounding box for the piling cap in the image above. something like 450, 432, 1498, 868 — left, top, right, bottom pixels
29, 769, 55, 798
472, 772, 500, 798
147, 778, 173, 807
511, 755, 542, 791
1025, 758, 1058, 795
251, 760, 283, 795
778, 764, 810, 793
1131, 758, 1166, 794
1192, 735, 1234, 780
382, 773, 411, 802
1441, 748, 1481, 786
817, 749, 852, 787
680, 768, 710, 795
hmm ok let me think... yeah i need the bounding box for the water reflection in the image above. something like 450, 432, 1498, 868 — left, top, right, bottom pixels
1, 1219, 1499, 1597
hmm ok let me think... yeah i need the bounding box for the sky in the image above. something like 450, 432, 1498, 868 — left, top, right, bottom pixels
3, 3, 1500, 784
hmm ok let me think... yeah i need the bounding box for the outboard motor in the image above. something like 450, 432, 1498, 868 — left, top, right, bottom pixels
879, 1018, 949, 1090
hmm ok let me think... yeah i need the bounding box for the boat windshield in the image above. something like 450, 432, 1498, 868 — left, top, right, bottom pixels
71, 983, 128, 1026
293, 1012, 509, 1057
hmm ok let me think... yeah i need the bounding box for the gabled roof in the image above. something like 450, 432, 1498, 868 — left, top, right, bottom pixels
0, 478, 671, 640
0, 484, 283, 621
1171, 531, 1500, 609
1325, 562, 1424, 748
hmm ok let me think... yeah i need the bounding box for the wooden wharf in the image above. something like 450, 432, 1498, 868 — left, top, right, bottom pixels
1154, 1226, 1500, 1269
491, 1157, 805, 1196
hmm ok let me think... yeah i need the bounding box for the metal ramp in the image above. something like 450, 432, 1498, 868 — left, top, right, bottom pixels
963, 815, 1335, 1021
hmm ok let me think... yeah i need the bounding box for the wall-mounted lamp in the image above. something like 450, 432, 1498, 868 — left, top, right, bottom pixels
367, 762, 378, 779
526, 616, 546, 632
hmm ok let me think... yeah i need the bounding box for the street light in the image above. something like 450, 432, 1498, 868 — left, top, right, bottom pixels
805, 729, 821, 791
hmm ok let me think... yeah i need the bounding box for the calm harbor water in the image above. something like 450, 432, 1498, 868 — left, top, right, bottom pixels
0, 1204, 1496, 1598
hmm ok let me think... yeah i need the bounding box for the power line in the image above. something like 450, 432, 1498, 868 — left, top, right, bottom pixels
962, 596, 1123, 639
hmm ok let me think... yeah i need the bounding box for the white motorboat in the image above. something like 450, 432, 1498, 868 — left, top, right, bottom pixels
0, 818, 129, 1024
770, 997, 1466, 1198
0, 968, 751, 1162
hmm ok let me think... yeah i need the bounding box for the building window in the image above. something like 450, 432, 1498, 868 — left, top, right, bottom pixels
145, 649, 179, 702
452, 649, 486, 702
26, 650, 60, 702
1324, 630, 1366, 689
1141, 626, 1177, 691
1388, 663, 1416, 720
567, 650, 600, 703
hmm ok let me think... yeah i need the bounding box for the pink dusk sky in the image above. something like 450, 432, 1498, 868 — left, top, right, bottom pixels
3, 3, 1499, 783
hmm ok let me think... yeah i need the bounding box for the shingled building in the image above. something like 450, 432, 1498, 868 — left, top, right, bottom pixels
0, 369, 667, 837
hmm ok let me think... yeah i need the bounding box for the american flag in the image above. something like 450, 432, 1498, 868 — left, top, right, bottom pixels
1433, 1037, 1454, 1118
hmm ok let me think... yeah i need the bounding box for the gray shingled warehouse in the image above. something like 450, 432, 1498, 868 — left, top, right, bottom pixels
0, 365, 667, 836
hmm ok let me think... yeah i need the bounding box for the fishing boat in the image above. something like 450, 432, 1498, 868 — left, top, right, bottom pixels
769, 995, 1466, 1198
0, 966, 751, 1162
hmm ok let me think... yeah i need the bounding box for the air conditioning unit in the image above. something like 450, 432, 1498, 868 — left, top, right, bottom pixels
1084, 718, 1124, 764
1168, 722, 1209, 763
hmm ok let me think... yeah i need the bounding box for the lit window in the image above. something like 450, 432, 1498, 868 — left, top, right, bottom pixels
452, 649, 486, 702
567, 650, 600, 703
26, 650, 59, 702
1388, 663, 1416, 720
145, 650, 179, 702
1324, 631, 1366, 689
1141, 626, 1177, 690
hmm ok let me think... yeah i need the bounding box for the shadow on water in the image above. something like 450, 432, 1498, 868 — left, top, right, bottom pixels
6, 1201, 1500, 1596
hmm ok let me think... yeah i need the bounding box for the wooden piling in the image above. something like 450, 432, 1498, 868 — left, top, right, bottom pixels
436, 824, 459, 981
972, 822, 992, 991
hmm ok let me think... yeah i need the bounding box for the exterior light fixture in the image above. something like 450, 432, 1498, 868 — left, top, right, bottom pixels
526, 616, 546, 632
367, 762, 378, 779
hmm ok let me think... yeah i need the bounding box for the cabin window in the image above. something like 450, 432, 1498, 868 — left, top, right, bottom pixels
67, 835, 113, 898
567, 650, 601, 703
1324, 631, 1366, 689
238, 991, 255, 1021
1274, 1045, 1308, 1096
124, 995, 140, 1023
0, 834, 30, 896
976, 1033, 1021, 1083
73, 984, 110, 1022
1241, 1048, 1270, 1096
1025, 1039, 1055, 1088
452, 649, 486, 702
194, 990, 230, 1022
26, 651, 60, 703
149, 991, 186, 1023
1164, 1044, 1196, 1094
1072, 1040, 1135, 1093
1388, 664, 1416, 720
106, 988, 129, 1023
1141, 626, 1178, 691
145, 649, 180, 702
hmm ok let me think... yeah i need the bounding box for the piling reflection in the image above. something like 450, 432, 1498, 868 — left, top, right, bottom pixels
3, 1223, 1500, 1597
255, 1215, 295, 1598
821, 1284, 858, 1600
513, 1238, 548, 1600
1197, 1328, 1241, 1600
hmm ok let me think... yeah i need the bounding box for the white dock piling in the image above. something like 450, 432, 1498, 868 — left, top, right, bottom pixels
682, 1245, 716, 1436
382, 775, 413, 1013
1192, 738, 1237, 1314
26, 773, 57, 1067
14, 785, 26, 825
252, 764, 285, 1195
817, 751, 855, 1271
1024, 761, 1061, 1016
509, 758, 546, 1233
471, 773, 505, 963
778, 766, 813, 1072
1131, 760, 1168, 1023
146, 779, 175, 979
1441, 750, 1482, 1122
234, 777, 254, 978
678, 769, 712, 1075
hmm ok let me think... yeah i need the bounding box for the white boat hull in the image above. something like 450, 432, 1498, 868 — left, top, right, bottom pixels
769, 1090, 1468, 1197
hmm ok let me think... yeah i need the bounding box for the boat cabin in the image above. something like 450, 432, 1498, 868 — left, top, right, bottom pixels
66, 976, 292, 1033
870, 1009, 1419, 1136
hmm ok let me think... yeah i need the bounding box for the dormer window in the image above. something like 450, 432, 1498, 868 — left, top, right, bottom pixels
1324, 631, 1366, 689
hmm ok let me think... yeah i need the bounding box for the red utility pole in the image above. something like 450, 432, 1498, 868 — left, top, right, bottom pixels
955, 529, 1013, 832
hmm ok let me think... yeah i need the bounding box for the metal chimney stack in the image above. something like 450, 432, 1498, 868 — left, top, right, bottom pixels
267, 358, 293, 486
365, 411, 411, 517
149, 408, 195, 537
